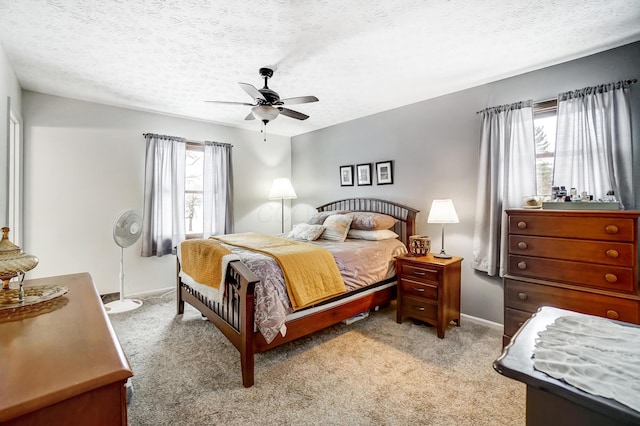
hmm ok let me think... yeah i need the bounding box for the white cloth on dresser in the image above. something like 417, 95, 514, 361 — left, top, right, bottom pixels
533, 315, 640, 412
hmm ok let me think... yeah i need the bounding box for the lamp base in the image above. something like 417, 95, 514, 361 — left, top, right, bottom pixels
434, 252, 452, 259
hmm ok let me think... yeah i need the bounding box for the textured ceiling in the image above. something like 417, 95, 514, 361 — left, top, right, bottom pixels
0, 0, 639, 137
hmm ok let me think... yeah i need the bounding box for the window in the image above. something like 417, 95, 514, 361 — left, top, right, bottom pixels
533, 99, 557, 196
185, 142, 204, 237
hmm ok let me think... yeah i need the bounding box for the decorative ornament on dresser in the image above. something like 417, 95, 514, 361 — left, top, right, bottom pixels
0, 227, 38, 291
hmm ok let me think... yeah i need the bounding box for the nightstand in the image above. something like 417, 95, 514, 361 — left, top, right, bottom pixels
396, 253, 463, 338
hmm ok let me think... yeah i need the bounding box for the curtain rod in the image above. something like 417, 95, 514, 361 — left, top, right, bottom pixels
476, 79, 638, 114
142, 133, 233, 147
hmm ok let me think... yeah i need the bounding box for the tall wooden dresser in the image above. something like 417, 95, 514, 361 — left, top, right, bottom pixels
503, 209, 640, 346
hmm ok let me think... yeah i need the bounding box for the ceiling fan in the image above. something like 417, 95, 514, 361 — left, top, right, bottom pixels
206, 67, 318, 136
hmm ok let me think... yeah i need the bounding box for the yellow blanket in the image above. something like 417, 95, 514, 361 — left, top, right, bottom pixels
212, 232, 346, 310
179, 239, 233, 290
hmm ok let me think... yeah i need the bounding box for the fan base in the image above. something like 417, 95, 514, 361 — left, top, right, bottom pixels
105, 298, 143, 314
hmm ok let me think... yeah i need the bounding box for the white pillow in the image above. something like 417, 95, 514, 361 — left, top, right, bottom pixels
347, 229, 400, 241
287, 223, 326, 241
320, 214, 353, 242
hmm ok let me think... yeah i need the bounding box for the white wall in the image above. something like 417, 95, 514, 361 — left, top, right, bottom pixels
292, 41, 640, 324
22, 92, 292, 296
0, 43, 22, 228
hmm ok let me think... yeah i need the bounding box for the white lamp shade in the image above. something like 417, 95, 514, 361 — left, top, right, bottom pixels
269, 178, 297, 200
427, 199, 459, 223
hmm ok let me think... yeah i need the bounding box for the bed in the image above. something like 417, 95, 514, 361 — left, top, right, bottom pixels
176, 198, 419, 387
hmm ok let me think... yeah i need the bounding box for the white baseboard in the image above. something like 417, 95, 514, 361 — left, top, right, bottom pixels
461, 313, 503, 331
130, 287, 174, 298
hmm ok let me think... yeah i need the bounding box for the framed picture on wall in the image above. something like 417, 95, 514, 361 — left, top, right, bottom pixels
376, 161, 393, 185
340, 165, 354, 186
356, 163, 372, 186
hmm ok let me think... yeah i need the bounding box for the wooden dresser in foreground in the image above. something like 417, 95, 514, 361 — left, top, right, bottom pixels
0, 273, 133, 425
503, 209, 640, 346
396, 253, 462, 338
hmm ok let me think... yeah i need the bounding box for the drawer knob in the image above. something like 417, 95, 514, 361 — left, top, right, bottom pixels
605, 225, 619, 234
605, 249, 619, 258
517, 221, 527, 230
517, 241, 528, 250
604, 273, 618, 283
414, 306, 425, 312
606, 310, 619, 320
412, 287, 425, 293
517, 261, 527, 270
413, 271, 426, 276
517, 292, 528, 301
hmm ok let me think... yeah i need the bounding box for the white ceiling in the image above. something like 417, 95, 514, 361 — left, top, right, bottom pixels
1, 0, 639, 137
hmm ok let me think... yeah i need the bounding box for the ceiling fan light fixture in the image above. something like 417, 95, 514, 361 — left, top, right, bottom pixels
251, 105, 279, 122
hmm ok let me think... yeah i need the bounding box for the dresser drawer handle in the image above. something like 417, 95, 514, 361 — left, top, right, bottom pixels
414, 306, 425, 312
413, 271, 426, 276
606, 310, 619, 320
517, 292, 528, 301
605, 225, 619, 234
517, 241, 528, 250
412, 287, 425, 293
604, 273, 618, 283
517, 261, 527, 270
517, 221, 527, 230
605, 249, 619, 258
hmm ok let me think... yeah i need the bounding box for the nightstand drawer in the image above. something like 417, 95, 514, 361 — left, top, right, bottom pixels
399, 278, 437, 300
402, 295, 438, 321
399, 262, 439, 284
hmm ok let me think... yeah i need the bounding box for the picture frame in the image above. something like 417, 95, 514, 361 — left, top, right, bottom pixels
376, 161, 393, 185
356, 163, 372, 186
340, 165, 354, 186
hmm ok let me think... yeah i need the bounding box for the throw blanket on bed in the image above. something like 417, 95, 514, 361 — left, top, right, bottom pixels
179, 239, 239, 295
212, 232, 346, 310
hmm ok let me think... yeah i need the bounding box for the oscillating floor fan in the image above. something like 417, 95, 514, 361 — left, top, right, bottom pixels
105, 209, 143, 314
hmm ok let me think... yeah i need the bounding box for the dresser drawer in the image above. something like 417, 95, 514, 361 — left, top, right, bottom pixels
398, 262, 439, 284
401, 295, 438, 322
399, 278, 437, 300
508, 215, 635, 242
508, 255, 635, 293
508, 235, 635, 267
504, 307, 534, 337
504, 278, 639, 323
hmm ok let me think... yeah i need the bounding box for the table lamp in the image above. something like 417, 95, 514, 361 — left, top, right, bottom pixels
427, 199, 459, 259
269, 178, 297, 233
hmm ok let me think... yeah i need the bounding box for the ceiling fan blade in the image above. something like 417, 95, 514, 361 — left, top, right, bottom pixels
244, 112, 255, 120
278, 107, 309, 121
279, 96, 319, 105
205, 100, 254, 106
238, 82, 266, 102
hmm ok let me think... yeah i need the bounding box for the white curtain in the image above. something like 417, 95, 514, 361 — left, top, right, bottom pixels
203, 141, 234, 237
553, 81, 634, 209
472, 100, 537, 277
141, 134, 186, 257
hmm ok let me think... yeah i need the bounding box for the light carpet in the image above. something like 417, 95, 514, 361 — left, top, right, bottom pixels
109, 291, 525, 425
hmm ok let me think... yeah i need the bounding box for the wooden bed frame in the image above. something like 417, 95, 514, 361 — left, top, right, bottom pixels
176, 198, 419, 387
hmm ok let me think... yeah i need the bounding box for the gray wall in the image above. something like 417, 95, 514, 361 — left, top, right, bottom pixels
291, 41, 640, 324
